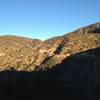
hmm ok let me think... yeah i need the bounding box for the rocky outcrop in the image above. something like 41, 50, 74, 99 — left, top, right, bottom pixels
73, 22, 100, 34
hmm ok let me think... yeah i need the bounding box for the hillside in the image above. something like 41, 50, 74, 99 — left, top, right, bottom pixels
0, 22, 100, 71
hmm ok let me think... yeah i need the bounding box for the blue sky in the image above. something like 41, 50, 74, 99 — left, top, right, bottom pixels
0, 0, 100, 40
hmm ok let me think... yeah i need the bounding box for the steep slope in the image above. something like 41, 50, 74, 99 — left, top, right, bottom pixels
41, 22, 100, 68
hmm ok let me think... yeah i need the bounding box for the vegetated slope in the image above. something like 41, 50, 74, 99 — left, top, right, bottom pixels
0, 22, 100, 71
0, 36, 49, 71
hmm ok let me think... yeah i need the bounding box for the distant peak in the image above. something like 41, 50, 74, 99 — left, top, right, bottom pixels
95, 22, 100, 24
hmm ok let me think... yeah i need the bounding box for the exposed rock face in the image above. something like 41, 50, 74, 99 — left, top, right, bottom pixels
0, 22, 100, 71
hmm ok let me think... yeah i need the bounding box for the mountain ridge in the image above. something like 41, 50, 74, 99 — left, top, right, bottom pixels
0, 22, 100, 71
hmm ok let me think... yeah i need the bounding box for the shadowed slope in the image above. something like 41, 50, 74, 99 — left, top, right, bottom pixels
0, 47, 100, 100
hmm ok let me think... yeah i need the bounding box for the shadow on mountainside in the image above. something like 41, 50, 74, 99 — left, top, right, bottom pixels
0, 47, 100, 100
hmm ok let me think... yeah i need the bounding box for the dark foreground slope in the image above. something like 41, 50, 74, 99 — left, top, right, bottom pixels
0, 47, 100, 100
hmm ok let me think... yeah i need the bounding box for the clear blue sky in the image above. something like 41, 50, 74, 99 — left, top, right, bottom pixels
0, 0, 100, 40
